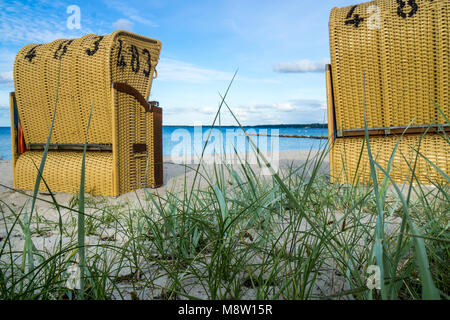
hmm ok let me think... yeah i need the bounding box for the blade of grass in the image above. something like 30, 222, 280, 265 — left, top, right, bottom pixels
23, 58, 63, 282
373, 162, 441, 300
78, 99, 95, 299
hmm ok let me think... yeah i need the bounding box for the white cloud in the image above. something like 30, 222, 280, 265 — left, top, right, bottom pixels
157, 58, 234, 83
128, 14, 158, 27
157, 58, 277, 84
193, 106, 217, 115
0, 50, 17, 71
103, 0, 158, 27
162, 98, 328, 125
0, 72, 13, 86
290, 99, 327, 110
219, 99, 327, 125
112, 18, 133, 31
272, 103, 294, 111
274, 59, 330, 73
0, 2, 93, 44
232, 100, 324, 114
0, 107, 11, 126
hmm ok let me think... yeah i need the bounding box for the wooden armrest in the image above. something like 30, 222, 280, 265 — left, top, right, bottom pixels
113, 82, 161, 113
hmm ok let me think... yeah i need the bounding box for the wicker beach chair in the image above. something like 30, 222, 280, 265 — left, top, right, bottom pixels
326, 0, 449, 184
10, 30, 163, 196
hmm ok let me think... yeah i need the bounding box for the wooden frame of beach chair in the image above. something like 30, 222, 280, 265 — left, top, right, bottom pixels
11, 30, 163, 196
327, 0, 449, 185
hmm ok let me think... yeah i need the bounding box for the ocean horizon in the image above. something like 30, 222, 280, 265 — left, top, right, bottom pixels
0, 125, 328, 160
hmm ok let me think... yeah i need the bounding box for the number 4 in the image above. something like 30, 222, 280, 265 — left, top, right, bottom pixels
345, 5, 381, 30
345, 6, 364, 28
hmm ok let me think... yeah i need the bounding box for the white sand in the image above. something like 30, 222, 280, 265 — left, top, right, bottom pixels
0, 150, 340, 300
0, 149, 330, 248
0, 150, 329, 215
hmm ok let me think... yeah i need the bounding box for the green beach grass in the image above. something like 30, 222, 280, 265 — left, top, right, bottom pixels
0, 73, 448, 300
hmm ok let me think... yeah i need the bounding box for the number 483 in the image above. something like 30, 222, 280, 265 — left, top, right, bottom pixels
116, 39, 153, 78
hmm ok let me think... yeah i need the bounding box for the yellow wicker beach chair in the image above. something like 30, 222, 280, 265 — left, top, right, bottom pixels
327, 0, 449, 184
10, 30, 163, 196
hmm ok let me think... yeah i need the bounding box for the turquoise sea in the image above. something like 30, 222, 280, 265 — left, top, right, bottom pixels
0, 126, 328, 160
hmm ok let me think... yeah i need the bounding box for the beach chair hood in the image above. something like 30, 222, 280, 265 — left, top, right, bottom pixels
11, 30, 163, 195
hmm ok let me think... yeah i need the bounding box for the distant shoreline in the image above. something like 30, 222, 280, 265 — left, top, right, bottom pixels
162, 123, 328, 129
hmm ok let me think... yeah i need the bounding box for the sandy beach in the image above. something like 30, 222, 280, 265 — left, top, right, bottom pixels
0, 149, 339, 299
0, 147, 446, 300
0, 151, 338, 299
0, 150, 328, 216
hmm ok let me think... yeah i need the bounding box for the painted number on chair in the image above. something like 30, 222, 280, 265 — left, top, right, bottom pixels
142, 49, 152, 77
116, 40, 127, 67
345, 5, 364, 28
129, 45, 140, 73
54, 40, 73, 59
23, 37, 153, 76
397, 0, 419, 19
86, 36, 104, 56
24, 45, 41, 63
116, 42, 152, 78
344, 0, 424, 29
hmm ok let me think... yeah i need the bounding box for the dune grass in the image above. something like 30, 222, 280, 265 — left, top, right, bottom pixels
0, 74, 448, 300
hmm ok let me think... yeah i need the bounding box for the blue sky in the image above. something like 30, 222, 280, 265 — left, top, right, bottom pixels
0, 0, 358, 126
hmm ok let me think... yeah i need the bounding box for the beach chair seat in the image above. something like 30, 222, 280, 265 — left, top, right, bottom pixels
14, 151, 114, 195
326, 0, 450, 184
10, 30, 163, 196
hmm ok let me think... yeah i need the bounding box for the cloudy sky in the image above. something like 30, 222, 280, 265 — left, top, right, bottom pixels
0, 0, 358, 126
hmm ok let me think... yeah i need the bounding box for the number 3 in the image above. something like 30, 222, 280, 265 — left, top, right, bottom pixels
86, 36, 104, 56
142, 49, 151, 77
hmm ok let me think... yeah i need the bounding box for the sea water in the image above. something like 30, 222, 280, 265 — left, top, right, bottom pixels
0, 126, 328, 160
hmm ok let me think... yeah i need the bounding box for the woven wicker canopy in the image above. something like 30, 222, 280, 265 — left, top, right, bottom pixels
327, 0, 449, 184
11, 30, 163, 196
